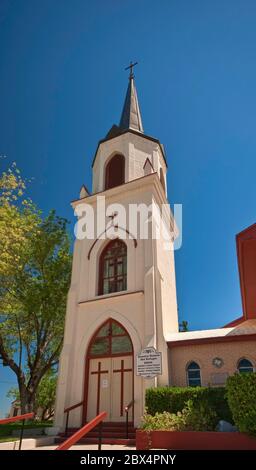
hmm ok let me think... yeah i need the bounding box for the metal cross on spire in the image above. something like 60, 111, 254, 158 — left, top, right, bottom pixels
125, 61, 138, 79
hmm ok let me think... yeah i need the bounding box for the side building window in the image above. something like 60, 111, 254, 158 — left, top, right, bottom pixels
98, 239, 127, 295
105, 154, 125, 190
238, 358, 254, 373
187, 361, 201, 387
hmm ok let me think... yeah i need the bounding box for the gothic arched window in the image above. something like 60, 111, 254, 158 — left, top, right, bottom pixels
105, 154, 125, 190
99, 240, 127, 295
88, 319, 133, 357
237, 358, 254, 374
186, 361, 201, 387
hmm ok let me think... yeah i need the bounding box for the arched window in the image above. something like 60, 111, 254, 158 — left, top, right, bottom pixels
238, 358, 254, 374
187, 361, 201, 387
105, 154, 125, 190
160, 168, 166, 192
99, 240, 127, 295
88, 319, 133, 357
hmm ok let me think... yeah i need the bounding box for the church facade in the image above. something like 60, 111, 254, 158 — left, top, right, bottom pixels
55, 67, 179, 429
55, 69, 256, 431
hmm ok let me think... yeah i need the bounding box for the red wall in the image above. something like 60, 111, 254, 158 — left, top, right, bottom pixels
236, 224, 256, 320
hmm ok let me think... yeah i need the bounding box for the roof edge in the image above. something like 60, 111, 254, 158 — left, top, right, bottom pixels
167, 332, 256, 348
91, 128, 167, 168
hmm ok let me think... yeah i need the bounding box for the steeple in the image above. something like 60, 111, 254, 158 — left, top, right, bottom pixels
119, 62, 144, 133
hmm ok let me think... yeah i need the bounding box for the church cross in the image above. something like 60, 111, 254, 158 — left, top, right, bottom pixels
91, 361, 109, 415
113, 359, 132, 416
107, 211, 118, 222
125, 61, 138, 79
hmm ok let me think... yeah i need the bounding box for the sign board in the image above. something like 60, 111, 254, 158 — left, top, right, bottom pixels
102, 379, 108, 389
136, 347, 162, 378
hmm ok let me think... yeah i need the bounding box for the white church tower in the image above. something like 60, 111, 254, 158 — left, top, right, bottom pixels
55, 64, 179, 431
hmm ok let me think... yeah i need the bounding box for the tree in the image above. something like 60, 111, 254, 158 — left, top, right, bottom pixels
0, 164, 72, 413
0, 163, 39, 278
36, 370, 57, 421
7, 369, 57, 420
179, 320, 189, 332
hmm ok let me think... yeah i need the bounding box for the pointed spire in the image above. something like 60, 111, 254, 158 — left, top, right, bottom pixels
119, 62, 144, 133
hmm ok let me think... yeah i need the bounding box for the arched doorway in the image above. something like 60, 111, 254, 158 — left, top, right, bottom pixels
84, 319, 133, 422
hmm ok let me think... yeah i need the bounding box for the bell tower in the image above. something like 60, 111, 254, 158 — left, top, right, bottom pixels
92, 61, 168, 194
55, 65, 179, 430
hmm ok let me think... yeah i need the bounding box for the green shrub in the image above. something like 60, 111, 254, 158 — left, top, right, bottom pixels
140, 400, 218, 432
145, 386, 232, 423
226, 372, 256, 436
140, 410, 187, 431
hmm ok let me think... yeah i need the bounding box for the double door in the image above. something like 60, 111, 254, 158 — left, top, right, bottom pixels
87, 355, 133, 422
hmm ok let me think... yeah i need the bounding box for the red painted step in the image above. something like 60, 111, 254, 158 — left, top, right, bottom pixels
56, 421, 136, 446
55, 437, 136, 446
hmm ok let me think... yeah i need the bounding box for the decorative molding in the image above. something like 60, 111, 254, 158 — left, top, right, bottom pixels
212, 357, 224, 368
87, 229, 137, 260
79, 185, 90, 199
78, 290, 144, 305
72, 171, 157, 204
143, 157, 154, 171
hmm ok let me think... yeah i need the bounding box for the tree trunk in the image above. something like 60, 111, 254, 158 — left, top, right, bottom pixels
41, 408, 48, 421
18, 383, 36, 415
19, 383, 30, 415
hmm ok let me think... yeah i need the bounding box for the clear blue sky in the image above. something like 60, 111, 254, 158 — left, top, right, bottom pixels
0, 0, 255, 416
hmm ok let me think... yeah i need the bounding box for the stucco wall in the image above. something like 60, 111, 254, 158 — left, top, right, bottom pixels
55, 173, 178, 429
92, 132, 166, 194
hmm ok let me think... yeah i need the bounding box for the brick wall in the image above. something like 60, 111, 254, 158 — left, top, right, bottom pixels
169, 340, 256, 386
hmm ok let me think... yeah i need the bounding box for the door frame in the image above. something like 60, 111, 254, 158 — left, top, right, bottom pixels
82, 318, 134, 424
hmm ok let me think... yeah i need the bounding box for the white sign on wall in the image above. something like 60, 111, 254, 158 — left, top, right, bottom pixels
102, 379, 109, 389
136, 347, 162, 378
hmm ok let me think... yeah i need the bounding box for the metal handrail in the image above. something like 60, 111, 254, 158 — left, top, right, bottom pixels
64, 401, 84, 413
0, 412, 34, 450
124, 399, 134, 439
55, 411, 107, 450
64, 401, 84, 435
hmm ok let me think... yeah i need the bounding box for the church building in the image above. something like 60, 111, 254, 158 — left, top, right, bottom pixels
55, 66, 256, 435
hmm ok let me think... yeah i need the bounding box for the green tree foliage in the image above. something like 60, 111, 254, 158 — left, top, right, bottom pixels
226, 372, 256, 436
0, 163, 39, 277
35, 370, 57, 420
179, 320, 189, 332
0, 164, 72, 413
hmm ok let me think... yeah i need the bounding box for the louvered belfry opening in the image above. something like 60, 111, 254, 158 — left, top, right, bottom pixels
105, 154, 125, 190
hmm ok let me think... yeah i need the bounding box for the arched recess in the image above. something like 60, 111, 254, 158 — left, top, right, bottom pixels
83, 318, 134, 423
105, 154, 125, 190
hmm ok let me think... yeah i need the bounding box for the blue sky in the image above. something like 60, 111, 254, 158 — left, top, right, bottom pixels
0, 0, 256, 416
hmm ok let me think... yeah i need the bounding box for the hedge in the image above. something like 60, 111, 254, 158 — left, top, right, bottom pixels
226, 372, 256, 436
145, 386, 232, 423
